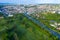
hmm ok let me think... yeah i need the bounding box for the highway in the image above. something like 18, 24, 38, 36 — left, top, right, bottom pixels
23, 12, 60, 39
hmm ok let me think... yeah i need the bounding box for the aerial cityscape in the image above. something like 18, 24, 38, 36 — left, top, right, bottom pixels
0, 0, 60, 40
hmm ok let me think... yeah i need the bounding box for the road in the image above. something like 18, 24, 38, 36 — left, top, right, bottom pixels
23, 12, 60, 39
1, 8, 60, 39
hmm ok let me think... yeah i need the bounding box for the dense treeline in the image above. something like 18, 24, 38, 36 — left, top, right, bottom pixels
0, 14, 58, 40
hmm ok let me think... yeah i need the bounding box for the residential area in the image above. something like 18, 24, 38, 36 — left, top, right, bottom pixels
0, 4, 60, 40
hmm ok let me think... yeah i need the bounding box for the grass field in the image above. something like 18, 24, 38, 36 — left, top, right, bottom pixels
30, 12, 60, 33
0, 13, 58, 40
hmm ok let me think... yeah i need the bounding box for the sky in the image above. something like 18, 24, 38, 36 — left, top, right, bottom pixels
0, 0, 60, 4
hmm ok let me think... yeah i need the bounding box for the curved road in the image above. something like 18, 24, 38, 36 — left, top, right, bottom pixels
23, 12, 60, 39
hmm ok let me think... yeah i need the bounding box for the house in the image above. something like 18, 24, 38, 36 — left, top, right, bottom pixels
50, 22, 60, 30
8, 14, 13, 17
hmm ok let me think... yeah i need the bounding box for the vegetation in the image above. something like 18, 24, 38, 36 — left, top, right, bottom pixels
0, 14, 58, 40
0, 12, 3, 17
30, 12, 60, 33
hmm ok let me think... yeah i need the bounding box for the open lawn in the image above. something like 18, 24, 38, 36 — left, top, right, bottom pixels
0, 14, 58, 40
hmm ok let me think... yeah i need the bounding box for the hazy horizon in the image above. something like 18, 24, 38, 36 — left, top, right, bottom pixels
0, 0, 60, 5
